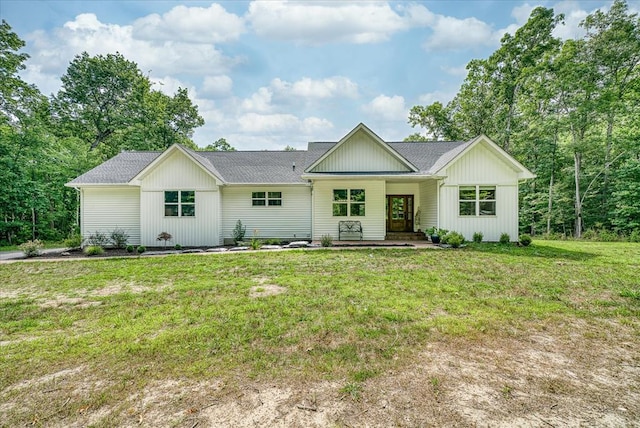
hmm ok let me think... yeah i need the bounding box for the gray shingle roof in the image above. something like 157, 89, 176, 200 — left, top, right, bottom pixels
67, 140, 471, 186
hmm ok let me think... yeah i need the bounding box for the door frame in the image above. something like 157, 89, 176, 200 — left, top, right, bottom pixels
386, 194, 414, 232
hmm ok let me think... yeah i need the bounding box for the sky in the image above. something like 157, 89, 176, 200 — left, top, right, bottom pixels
1, 0, 636, 150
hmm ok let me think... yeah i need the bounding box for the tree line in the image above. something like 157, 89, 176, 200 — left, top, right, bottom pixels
408, 0, 640, 239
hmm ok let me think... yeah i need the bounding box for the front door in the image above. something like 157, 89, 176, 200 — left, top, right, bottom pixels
386, 195, 414, 232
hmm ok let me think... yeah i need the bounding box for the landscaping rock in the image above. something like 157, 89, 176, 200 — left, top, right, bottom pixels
182, 249, 204, 254
206, 248, 228, 253
229, 246, 249, 251
286, 241, 310, 248
260, 245, 282, 250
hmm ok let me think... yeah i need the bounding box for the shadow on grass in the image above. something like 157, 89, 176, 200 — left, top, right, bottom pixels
463, 242, 597, 261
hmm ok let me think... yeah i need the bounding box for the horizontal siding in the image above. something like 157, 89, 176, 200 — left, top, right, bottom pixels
312, 129, 410, 172
312, 180, 386, 240
141, 150, 219, 190
81, 187, 141, 245
221, 186, 311, 241
418, 180, 438, 231
440, 184, 519, 242
140, 190, 220, 247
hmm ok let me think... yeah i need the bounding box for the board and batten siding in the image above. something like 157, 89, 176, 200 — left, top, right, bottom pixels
312, 130, 410, 172
439, 141, 521, 242
81, 187, 141, 245
312, 180, 386, 240
418, 180, 438, 232
139, 149, 222, 246
221, 186, 311, 242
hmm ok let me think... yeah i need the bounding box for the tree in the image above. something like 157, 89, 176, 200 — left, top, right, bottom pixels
408, 101, 456, 140
202, 138, 235, 151
284, 145, 297, 151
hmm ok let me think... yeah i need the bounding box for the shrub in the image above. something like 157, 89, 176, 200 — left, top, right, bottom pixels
321, 234, 333, 247
233, 220, 246, 244
598, 229, 619, 242
136, 245, 146, 254
19, 239, 43, 257
84, 245, 104, 256
63, 234, 83, 249
110, 228, 129, 249
444, 231, 464, 248
499, 233, 511, 244
472, 232, 483, 243
265, 238, 281, 245
630, 230, 640, 243
85, 231, 110, 248
174, 244, 183, 250
250, 238, 262, 250
519, 234, 532, 246
156, 232, 172, 247
126, 245, 134, 253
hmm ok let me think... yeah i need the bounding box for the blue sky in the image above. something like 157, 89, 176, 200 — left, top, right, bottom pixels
1, 0, 634, 150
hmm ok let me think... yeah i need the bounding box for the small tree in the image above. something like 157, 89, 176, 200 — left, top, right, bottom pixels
233, 220, 246, 244
157, 231, 172, 248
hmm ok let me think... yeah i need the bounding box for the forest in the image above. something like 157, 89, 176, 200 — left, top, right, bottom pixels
1, 0, 639, 245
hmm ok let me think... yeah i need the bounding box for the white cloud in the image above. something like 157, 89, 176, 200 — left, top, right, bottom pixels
418, 90, 456, 106
132, 3, 245, 43
246, 1, 413, 44
240, 87, 274, 113
423, 15, 496, 51
363, 94, 407, 122
552, 1, 589, 40
271, 76, 358, 99
441, 65, 468, 77
202, 75, 233, 97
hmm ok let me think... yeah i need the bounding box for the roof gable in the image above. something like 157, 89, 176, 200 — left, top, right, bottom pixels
305, 123, 418, 173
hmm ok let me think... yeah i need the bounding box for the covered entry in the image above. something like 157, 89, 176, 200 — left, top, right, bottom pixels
386, 195, 414, 232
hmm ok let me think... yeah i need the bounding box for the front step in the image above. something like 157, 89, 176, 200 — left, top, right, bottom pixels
385, 232, 427, 241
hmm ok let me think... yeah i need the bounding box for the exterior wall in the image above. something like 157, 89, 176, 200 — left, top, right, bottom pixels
386, 182, 420, 232
81, 187, 141, 245
312, 179, 386, 240
221, 185, 311, 242
312, 129, 410, 172
418, 180, 438, 232
439, 142, 520, 241
139, 150, 221, 246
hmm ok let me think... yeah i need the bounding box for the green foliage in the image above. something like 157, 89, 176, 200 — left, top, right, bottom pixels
443, 231, 465, 248
85, 231, 109, 248
201, 138, 235, 151
63, 234, 83, 249
233, 220, 246, 245
250, 238, 262, 250
264, 238, 281, 245
126, 245, 134, 253
499, 233, 511, 244
629, 230, 640, 243
83, 245, 104, 256
136, 245, 146, 254
519, 234, 533, 246
473, 232, 483, 243
339, 383, 362, 401
110, 228, 129, 249
18, 239, 43, 257
156, 232, 172, 247
320, 234, 333, 247
174, 244, 182, 250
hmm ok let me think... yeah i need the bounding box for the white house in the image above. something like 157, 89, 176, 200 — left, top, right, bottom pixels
66, 123, 535, 246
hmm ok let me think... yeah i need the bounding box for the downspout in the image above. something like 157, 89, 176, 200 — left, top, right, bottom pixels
309, 181, 314, 241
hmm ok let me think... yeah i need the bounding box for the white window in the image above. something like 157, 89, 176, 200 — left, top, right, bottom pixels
459, 186, 496, 216
333, 189, 365, 217
252, 191, 282, 207
165, 191, 195, 217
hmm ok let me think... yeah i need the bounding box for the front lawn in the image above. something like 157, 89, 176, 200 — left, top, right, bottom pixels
0, 241, 638, 426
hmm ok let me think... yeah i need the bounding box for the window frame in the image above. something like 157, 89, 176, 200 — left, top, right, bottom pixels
333, 188, 366, 217
252, 191, 283, 207
458, 185, 496, 217
164, 190, 196, 218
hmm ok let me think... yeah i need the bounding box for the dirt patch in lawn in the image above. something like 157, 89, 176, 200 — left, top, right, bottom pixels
2, 319, 638, 427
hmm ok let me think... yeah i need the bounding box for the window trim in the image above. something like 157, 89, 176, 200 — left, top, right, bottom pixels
333, 188, 366, 217
164, 190, 196, 218
458, 185, 496, 217
252, 191, 282, 207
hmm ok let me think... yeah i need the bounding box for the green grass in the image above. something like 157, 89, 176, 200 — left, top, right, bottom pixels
0, 240, 638, 423
0, 241, 66, 252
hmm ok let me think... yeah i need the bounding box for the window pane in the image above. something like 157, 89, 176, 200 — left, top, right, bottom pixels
350, 189, 365, 202
459, 187, 476, 200
268, 192, 281, 199
459, 201, 475, 216
333, 189, 348, 201
351, 203, 365, 216
182, 204, 195, 217
479, 201, 496, 216
252, 199, 266, 206
165, 205, 179, 216
252, 192, 265, 199
333, 203, 347, 216
479, 187, 496, 200
181, 191, 195, 203
165, 191, 178, 203
268, 199, 282, 206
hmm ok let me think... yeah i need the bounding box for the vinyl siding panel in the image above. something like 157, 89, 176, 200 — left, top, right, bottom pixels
140, 190, 220, 246
312, 180, 386, 240
221, 186, 311, 242
443, 142, 517, 184
386, 182, 420, 232
312, 129, 410, 172
418, 180, 438, 231
81, 187, 141, 245
140, 150, 219, 190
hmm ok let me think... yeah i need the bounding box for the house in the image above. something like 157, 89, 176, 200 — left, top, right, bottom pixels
66, 123, 535, 246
